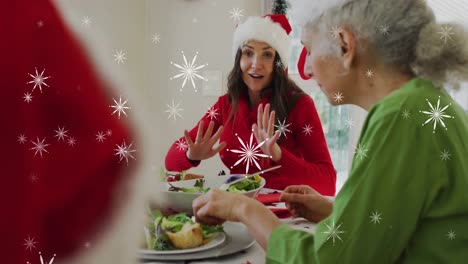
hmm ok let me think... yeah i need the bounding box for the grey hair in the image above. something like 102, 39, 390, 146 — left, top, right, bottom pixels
289, 0, 468, 89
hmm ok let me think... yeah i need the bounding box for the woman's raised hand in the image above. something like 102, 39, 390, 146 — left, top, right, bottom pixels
185, 120, 227, 161
252, 103, 282, 162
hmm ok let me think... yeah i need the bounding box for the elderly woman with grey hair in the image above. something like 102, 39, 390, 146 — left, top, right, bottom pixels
193, 0, 468, 263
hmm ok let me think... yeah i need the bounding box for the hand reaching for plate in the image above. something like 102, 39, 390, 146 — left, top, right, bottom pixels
252, 103, 282, 162
280, 185, 333, 223
185, 120, 227, 161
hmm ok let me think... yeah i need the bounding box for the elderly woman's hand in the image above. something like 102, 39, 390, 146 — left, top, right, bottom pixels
280, 185, 333, 223
252, 103, 282, 162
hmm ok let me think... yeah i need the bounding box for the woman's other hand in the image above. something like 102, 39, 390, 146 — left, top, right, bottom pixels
252, 103, 282, 162
185, 120, 227, 161
280, 185, 333, 222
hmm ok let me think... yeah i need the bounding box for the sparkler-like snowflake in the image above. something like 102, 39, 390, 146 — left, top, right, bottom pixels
81, 16, 92, 27
275, 119, 292, 138
420, 96, 454, 133
321, 221, 345, 246
170, 51, 207, 92
106, 129, 113, 136
96, 131, 106, 142
344, 118, 355, 129
26, 252, 56, 264
23, 235, 37, 251
440, 149, 451, 161
114, 141, 136, 164
302, 123, 313, 136
18, 134, 27, 144
110, 96, 130, 119
379, 25, 390, 35
447, 230, 456, 240
54, 126, 68, 141
176, 139, 188, 152
152, 33, 161, 44
227, 133, 270, 174
113, 50, 127, 64
30, 173, 39, 183
354, 143, 368, 160
229, 7, 244, 22
438, 25, 455, 44
206, 106, 219, 120
165, 100, 183, 120
275, 60, 283, 69
365, 69, 374, 78
330, 26, 341, 39
30, 137, 50, 157
23, 92, 33, 103
27, 67, 50, 93
370, 211, 382, 224
67, 137, 76, 146
401, 109, 411, 119
333, 92, 344, 103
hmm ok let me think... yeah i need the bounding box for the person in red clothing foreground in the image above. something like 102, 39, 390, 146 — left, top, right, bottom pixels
2, 1, 149, 263
165, 14, 336, 195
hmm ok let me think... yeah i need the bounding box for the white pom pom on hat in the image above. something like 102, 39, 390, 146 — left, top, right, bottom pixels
232, 14, 292, 67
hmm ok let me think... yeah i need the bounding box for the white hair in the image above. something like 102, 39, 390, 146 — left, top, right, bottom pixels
289, 0, 468, 89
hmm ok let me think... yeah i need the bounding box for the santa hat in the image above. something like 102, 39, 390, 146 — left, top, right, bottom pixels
232, 14, 292, 67
297, 47, 311, 80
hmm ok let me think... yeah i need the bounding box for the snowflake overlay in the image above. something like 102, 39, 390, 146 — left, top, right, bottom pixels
26, 252, 56, 264
170, 51, 207, 92
113, 50, 127, 64
275, 119, 292, 138
23, 235, 37, 251
322, 221, 345, 246
114, 141, 136, 164
333, 92, 344, 103
30, 137, 50, 157
440, 149, 451, 161
227, 133, 270, 174
18, 134, 27, 144
54, 126, 68, 141
438, 25, 455, 44
379, 25, 390, 35
401, 109, 411, 119
67, 137, 76, 146
330, 26, 341, 39
365, 69, 374, 78
302, 123, 313, 136
152, 33, 161, 44
354, 143, 368, 160
96, 131, 106, 142
370, 211, 382, 224
420, 96, 454, 133
229, 7, 244, 22
176, 139, 188, 152
23, 92, 33, 103
206, 106, 219, 120
165, 100, 183, 120
110, 96, 130, 119
27, 67, 50, 93
81, 16, 92, 27
446, 230, 456, 240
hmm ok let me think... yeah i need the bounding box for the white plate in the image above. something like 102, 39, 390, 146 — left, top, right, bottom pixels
139, 232, 226, 255
138, 222, 255, 261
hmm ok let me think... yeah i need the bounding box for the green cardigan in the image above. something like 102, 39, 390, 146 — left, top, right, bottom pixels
267, 78, 468, 263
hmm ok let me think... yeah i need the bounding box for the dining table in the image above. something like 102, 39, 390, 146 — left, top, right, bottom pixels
139, 188, 319, 264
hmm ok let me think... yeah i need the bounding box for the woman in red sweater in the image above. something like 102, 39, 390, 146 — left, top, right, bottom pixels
165, 14, 336, 195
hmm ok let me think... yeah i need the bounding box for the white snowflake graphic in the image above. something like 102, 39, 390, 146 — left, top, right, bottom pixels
27, 67, 50, 93
401, 109, 411, 119
81, 16, 92, 27
110, 96, 130, 119
96, 131, 106, 142
440, 149, 451, 161
227, 133, 270, 174
37, 20, 44, 28
152, 33, 161, 44
23, 92, 33, 103
30, 173, 39, 183
379, 25, 390, 35
176, 138, 188, 152
54, 126, 68, 141
370, 211, 382, 224
84, 241, 92, 248
206, 106, 219, 120
106, 129, 113, 136
67, 137, 76, 146
321, 221, 345, 246
229, 7, 244, 22
23, 235, 37, 251
446, 230, 456, 240
302, 123, 313, 136
365, 69, 374, 78
113, 49, 127, 64
438, 25, 455, 44
329, 25, 341, 39
354, 143, 368, 160
18, 134, 27, 144
333, 92, 344, 103
275, 119, 292, 138
275, 60, 283, 68
420, 96, 454, 133
30, 137, 50, 157
170, 51, 208, 92
344, 118, 355, 128
114, 141, 136, 164
165, 100, 183, 120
